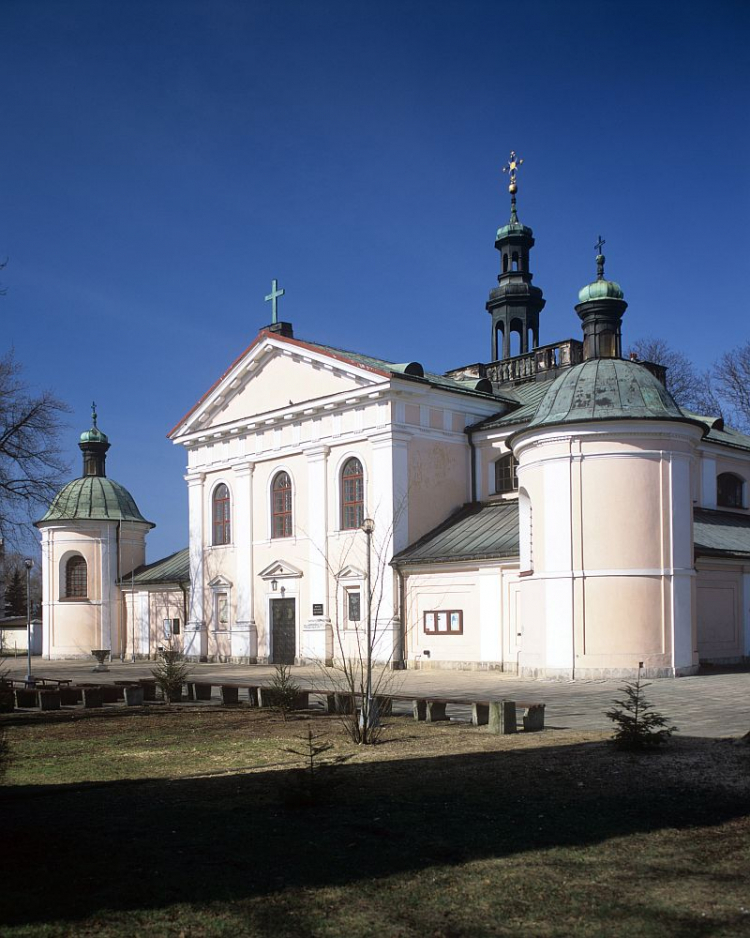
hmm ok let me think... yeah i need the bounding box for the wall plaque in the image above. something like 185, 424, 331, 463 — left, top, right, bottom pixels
312, 603, 324, 616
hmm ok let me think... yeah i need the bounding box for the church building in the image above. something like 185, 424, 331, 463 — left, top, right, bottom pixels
38, 157, 750, 677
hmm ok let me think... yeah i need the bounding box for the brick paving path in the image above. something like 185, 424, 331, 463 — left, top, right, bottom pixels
4, 657, 749, 738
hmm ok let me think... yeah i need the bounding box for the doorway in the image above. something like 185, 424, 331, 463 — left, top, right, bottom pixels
270, 598, 296, 664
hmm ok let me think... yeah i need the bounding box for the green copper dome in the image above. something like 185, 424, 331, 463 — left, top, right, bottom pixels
526, 358, 691, 430
578, 278, 624, 302
79, 426, 109, 444
496, 220, 533, 241
38, 476, 154, 527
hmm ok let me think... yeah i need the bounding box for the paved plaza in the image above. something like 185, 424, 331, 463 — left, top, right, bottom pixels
4, 656, 749, 738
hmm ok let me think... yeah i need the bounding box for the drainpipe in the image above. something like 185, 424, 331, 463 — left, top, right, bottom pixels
465, 426, 478, 503
394, 566, 406, 669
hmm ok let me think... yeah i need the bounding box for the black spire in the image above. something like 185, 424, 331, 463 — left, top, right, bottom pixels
78, 401, 111, 478
486, 152, 545, 361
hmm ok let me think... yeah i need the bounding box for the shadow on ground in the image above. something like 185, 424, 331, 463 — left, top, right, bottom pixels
1, 734, 748, 932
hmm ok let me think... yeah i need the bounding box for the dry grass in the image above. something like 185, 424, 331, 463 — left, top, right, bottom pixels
1, 705, 749, 937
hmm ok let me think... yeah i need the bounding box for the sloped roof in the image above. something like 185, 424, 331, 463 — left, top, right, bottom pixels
682, 412, 750, 453
391, 500, 520, 566
694, 509, 750, 559
469, 381, 551, 431
121, 548, 189, 586
285, 338, 514, 401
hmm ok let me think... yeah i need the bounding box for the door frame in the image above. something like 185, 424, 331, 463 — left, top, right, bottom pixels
269, 595, 297, 664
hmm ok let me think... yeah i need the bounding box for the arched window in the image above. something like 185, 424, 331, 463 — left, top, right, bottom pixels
271, 471, 293, 538
212, 483, 231, 545
494, 453, 518, 494
717, 473, 744, 509
65, 555, 87, 598
341, 458, 364, 529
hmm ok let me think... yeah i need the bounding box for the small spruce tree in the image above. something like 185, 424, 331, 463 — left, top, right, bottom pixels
606, 665, 676, 750
151, 649, 190, 703
265, 664, 302, 721
4, 570, 26, 617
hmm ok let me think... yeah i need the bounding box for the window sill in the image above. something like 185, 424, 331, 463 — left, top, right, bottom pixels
59, 597, 90, 603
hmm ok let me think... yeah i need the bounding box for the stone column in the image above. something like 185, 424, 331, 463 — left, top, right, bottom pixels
232, 462, 257, 660
301, 445, 332, 662
185, 472, 207, 660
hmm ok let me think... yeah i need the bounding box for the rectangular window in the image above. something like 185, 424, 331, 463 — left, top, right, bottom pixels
216, 593, 229, 630
424, 609, 463, 635
347, 590, 361, 625
163, 618, 181, 638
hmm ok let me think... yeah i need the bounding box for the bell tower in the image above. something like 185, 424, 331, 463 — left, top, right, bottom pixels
486, 151, 546, 361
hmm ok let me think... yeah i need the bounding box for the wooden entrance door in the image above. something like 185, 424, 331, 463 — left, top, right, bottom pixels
271, 598, 296, 664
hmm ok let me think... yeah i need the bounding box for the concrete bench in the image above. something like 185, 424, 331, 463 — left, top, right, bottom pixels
37, 689, 61, 711
383, 695, 545, 734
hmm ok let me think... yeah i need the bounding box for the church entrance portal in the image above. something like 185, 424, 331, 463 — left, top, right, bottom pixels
270, 598, 296, 664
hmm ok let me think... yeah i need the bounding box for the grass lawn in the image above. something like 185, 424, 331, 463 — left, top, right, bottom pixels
1, 704, 749, 938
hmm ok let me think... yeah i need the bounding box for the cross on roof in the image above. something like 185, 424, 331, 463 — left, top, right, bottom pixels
91, 401, 98, 427
265, 279, 285, 324
595, 235, 606, 255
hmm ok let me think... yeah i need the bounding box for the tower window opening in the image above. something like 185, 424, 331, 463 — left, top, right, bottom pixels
503, 254, 509, 273
65, 555, 87, 599
511, 251, 519, 271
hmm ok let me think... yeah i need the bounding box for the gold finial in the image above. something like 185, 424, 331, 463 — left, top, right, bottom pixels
502, 150, 524, 195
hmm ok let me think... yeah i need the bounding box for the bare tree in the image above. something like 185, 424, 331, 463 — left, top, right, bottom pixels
0, 350, 69, 548
308, 511, 404, 745
713, 342, 750, 433
628, 337, 723, 418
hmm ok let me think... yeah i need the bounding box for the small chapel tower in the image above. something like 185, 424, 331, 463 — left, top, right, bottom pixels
486, 151, 546, 361
36, 406, 154, 659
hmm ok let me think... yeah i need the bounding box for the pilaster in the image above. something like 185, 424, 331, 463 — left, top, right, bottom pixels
185, 471, 207, 658
302, 444, 331, 660
232, 461, 257, 659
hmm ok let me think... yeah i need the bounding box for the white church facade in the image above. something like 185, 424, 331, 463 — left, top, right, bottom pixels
37, 168, 750, 678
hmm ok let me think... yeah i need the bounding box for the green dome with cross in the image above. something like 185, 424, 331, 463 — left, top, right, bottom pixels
37, 405, 154, 528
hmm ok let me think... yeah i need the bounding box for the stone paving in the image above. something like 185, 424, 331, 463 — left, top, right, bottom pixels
4, 656, 749, 738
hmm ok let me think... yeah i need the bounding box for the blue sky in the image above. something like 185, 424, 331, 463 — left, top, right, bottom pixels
2, 0, 748, 559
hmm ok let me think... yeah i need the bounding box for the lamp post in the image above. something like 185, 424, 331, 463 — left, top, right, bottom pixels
361, 517, 376, 732
24, 558, 34, 683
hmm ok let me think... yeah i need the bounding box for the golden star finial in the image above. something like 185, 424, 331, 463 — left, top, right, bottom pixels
502, 150, 524, 194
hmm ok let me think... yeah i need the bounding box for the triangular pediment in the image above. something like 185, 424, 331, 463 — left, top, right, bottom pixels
258, 560, 303, 580
208, 574, 233, 589
336, 565, 365, 580
171, 333, 387, 439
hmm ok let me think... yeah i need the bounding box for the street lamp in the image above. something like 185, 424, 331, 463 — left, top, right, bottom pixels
24, 558, 34, 683
361, 518, 376, 732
